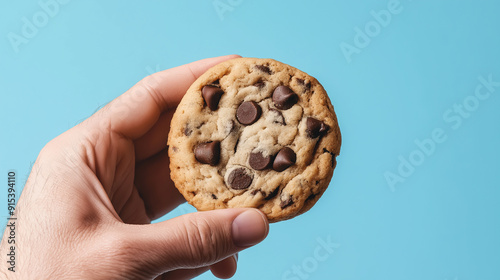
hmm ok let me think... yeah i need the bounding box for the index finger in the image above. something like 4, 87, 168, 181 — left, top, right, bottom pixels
91, 55, 241, 140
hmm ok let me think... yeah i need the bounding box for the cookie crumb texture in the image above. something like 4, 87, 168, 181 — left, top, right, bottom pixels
168, 58, 341, 222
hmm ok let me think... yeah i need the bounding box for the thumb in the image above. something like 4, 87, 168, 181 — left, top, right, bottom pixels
112, 208, 269, 276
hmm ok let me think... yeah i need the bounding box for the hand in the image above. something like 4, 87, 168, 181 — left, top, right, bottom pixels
0, 55, 269, 279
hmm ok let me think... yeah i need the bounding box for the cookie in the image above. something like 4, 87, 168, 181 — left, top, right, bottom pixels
168, 58, 341, 222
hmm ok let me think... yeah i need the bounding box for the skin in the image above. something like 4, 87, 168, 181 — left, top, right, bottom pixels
0, 55, 269, 279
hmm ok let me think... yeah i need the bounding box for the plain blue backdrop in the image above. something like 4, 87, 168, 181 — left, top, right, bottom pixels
1, 0, 499, 279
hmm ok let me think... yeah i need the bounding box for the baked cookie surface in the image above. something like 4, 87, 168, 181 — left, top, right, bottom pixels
168, 58, 341, 222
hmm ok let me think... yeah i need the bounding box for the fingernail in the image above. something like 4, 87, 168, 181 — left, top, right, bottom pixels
231, 254, 238, 267
232, 209, 269, 247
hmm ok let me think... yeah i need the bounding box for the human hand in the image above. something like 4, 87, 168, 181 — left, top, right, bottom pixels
0, 55, 269, 279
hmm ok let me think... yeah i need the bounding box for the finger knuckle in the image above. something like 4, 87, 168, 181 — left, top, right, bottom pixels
99, 230, 136, 264
178, 215, 230, 265
137, 75, 165, 107
84, 229, 152, 278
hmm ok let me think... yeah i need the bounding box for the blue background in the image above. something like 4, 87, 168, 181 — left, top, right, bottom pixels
1, 0, 499, 279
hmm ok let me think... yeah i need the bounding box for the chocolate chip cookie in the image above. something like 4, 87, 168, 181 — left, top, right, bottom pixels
168, 58, 341, 222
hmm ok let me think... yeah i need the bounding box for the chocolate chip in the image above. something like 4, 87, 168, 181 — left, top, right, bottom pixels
273, 147, 296, 172
254, 80, 265, 88
237, 101, 262, 125
250, 187, 279, 200
211, 194, 217, 199
272, 86, 298, 110
249, 151, 273, 170
265, 187, 280, 200
184, 125, 192, 136
225, 120, 236, 136
233, 138, 239, 153
194, 141, 220, 166
323, 148, 336, 167
227, 168, 253, 190
202, 85, 224, 111
255, 65, 272, 75
196, 122, 205, 129
280, 196, 293, 209
269, 108, 286, 125
306, 117, 329, 138
296, 78, 311, 91
305, 193, 316, 201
